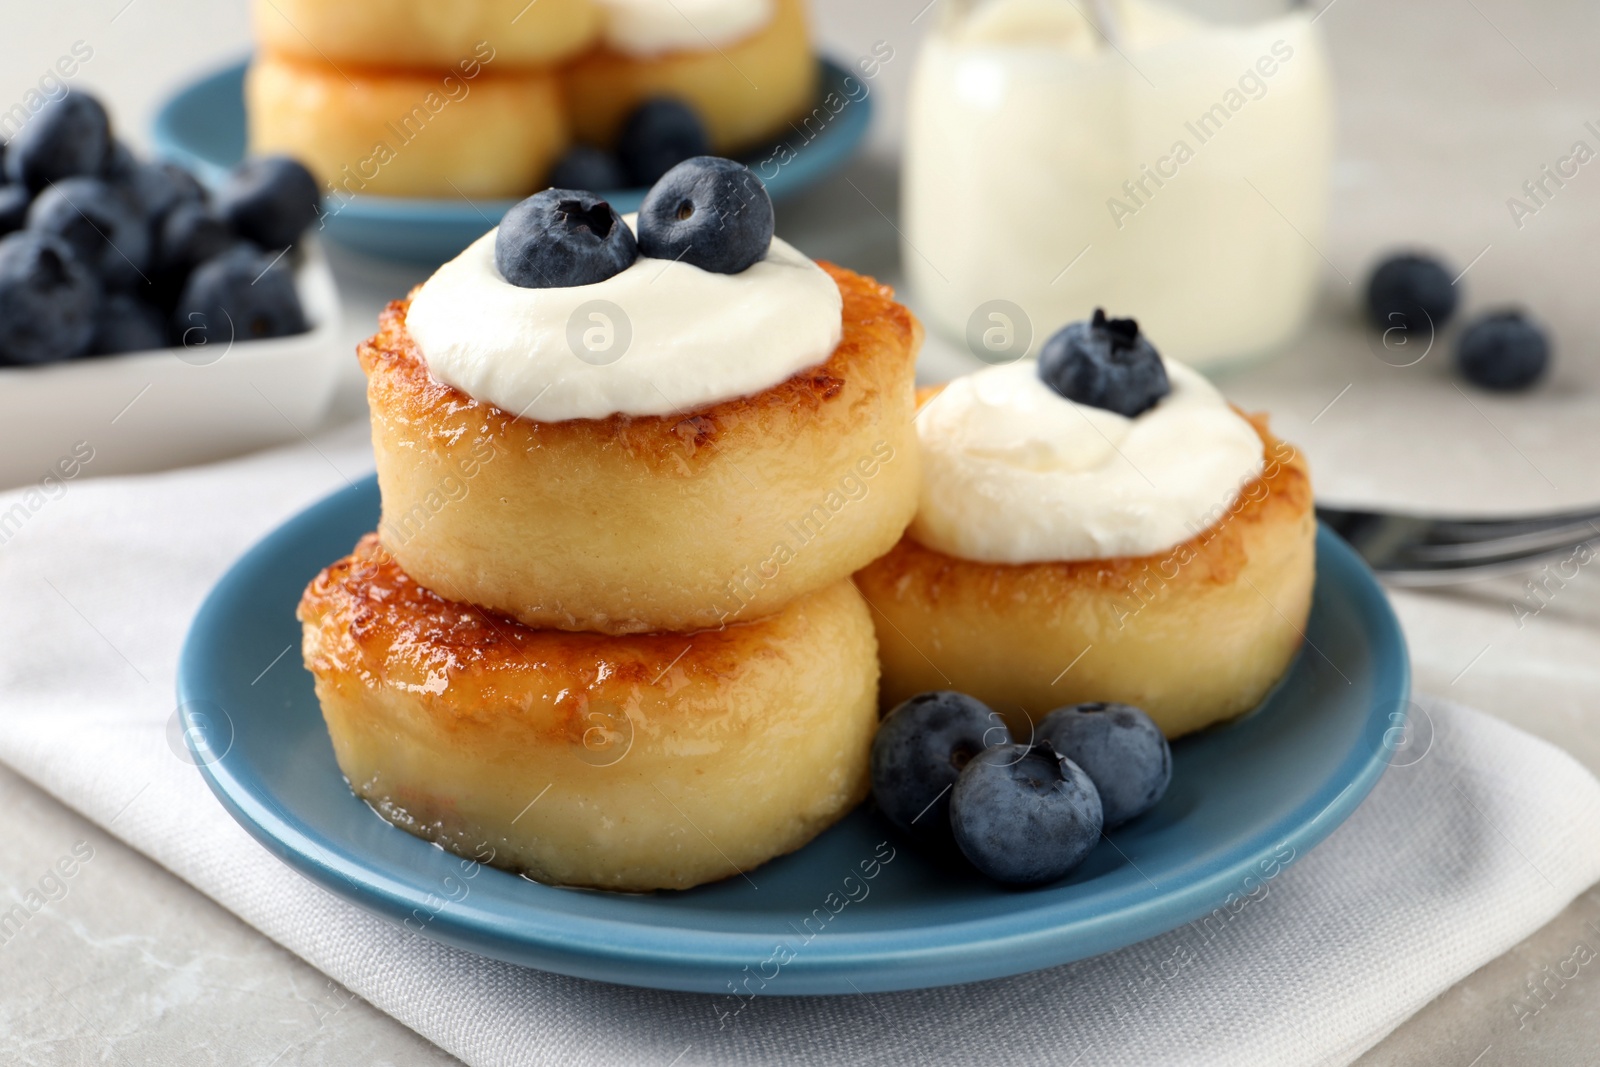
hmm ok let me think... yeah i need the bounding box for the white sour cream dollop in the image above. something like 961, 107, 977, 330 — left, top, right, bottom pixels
406, 216, 842, 423
911, 359, 1265, 562
595, 0, 774, 56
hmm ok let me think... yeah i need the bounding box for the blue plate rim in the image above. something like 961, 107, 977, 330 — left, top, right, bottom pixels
178, 474, 1409, 994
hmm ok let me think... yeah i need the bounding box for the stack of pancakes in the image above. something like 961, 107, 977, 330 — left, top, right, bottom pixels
246, 0, 817, 201
247, 0, 593, 199
564, 0, 817, 157
297, 263, 923, 891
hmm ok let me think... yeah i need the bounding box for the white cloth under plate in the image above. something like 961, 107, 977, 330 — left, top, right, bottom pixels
0, 426, 1597, 1067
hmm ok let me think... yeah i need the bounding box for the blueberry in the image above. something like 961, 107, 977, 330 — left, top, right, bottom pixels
1366, 253, 1457, 335
5, 91, 112, 191
90, 292, 169, 356
1037, 309, 1170, 417
147, 203, 242, 313
0, 232, 99, 365
124, 160, 207, 225
174, 245, 307, 348
637, 156, 773, 275
1036, 702, 1171, 829
617, 99, 710, 187
494, 189, 637, 288
548, 145, 629, 192
215, 155, 320, 249
1455, 310, 1549, 391
0, 185, 30, 237
26, 176, 152, 291
156, 201, 237, 275
950, 743, 1104, 886
102, 139, 139, 183
871, 691, 1009, 844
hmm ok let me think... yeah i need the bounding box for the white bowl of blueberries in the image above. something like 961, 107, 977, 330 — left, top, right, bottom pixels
0, 91, 340, 491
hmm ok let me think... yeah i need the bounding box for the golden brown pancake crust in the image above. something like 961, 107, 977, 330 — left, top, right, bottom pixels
300, 533, 806, 745
359, 260, 923, 634
251, 0, 601, 71
564, 0, 815, 153
297, 535, 881, 890
358, 260, 917, 469
246, 51, 569, 199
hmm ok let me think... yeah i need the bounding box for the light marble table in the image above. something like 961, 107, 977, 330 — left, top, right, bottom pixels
2, 0, 1599, 1064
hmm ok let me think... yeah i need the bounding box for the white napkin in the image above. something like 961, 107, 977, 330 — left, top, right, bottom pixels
2, 427, 1598, 1067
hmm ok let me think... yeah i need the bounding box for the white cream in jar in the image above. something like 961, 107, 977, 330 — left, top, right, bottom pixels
903, 0, 1334, 369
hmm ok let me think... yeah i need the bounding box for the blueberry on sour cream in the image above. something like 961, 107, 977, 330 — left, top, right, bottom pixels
495, 189, 638, 289
1038, 309, 1171, 418
637, 156, 773, 275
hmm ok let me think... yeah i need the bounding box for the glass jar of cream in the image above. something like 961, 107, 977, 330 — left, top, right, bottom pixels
903, 0, 1334, 369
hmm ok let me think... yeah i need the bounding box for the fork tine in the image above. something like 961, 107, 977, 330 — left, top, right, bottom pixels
1404, 520, 1600, 563
1371, 543, 1594, 585
1317, 504, 1600, 585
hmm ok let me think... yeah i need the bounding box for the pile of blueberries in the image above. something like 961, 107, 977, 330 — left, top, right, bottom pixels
0, 89, 320, 367
1366, 252, 1550, 391
872, 691, 1172, 886
496, 155, 774, 288
547, 98, 713, 193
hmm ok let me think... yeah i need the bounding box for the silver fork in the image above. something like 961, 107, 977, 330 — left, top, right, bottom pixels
1317, 504, 1600, 586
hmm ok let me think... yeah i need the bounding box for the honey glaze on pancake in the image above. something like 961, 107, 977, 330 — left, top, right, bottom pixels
299, 534, 809, 748
357, 262, 917, 471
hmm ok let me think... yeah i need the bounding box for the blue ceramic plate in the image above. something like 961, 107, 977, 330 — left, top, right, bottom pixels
151, 57, 873, 264
177, 475, 1408, 995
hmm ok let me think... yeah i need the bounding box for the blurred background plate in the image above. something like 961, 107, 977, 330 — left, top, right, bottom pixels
151, 56, 874, 265
0, 240, 342, 492
178, 481, 1409, 995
